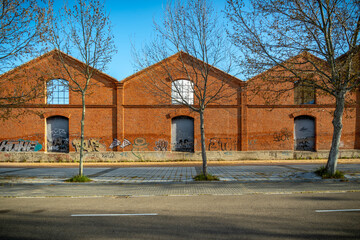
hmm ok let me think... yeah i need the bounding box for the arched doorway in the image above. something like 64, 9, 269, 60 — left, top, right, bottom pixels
171, 116, 194, 152
47, 116, 69, 152
294, 116, 315, 151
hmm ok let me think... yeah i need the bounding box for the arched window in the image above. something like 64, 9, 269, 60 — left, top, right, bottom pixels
47, 79, 69, 104
171, 80, 194, 105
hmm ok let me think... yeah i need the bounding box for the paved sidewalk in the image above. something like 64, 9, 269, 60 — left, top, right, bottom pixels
0, 164, 359, 184
1, 164, 359, 197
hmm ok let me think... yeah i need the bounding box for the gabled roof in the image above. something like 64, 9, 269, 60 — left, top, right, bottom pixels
248, 51, 329, 82
121, 51, 244, 86
0, 49, 119, 85
335, 45, 360, 63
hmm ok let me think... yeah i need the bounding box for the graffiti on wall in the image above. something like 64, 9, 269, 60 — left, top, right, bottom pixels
172, 139, 194, 152
294, 117, 315, 151
208, 138, 237, 151
48, 138, 69, 152
248, 139, 257, 146
101, 152, 116, 158
295, 137, 315, 151
296, 139, 310, 150
0, 139, 42, 152
109, 139, 121, 149
109, 138, 131, 149
132, 138, 149, 151
48, 128, 69, 153
154, 139, 168, 151
50, 129, 67, 136
121, 139, 132, 148
72, 139, 106, 152
273, 128, 291, 142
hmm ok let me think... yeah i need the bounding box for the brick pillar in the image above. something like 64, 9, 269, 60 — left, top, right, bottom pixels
240, 87, 248, 151
115, 82, 124, 152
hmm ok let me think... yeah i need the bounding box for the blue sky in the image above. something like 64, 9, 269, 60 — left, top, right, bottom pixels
104, 0, 228, 81
2, 1, 229, 80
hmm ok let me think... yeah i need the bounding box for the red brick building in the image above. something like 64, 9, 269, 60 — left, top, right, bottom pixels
0, 50, 119, 154
0, 50, 359, 161
245, 52, 360, 152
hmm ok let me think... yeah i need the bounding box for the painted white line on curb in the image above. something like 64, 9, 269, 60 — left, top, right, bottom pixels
315, 209, 360, 213
71, 213, 158, 217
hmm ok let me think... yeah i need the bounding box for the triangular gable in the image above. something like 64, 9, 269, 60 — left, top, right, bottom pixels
335, 45, 360, 63
248, 51, 329, 82
121, 51, 244, 87
0, 49, 119, 85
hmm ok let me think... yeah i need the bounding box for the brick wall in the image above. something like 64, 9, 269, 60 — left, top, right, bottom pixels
0, 50, 358, 156
0, 50, 118, 153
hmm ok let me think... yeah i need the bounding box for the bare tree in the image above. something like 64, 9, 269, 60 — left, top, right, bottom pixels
134, 0, 237, 178
0, 0, 51, 120
49, 0, 116, 176
226, 0, 360, 175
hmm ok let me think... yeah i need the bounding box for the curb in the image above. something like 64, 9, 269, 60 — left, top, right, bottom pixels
1, 159, 360, 168
1, 189, 360, 199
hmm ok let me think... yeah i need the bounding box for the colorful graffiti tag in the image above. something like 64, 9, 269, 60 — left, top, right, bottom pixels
0, 139, 42, 152
72, 139, 106, 152
109, 138, 131, 149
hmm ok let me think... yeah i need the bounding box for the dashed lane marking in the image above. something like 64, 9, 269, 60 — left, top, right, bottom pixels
315, 209, 360, 213
71, 213, 158, 217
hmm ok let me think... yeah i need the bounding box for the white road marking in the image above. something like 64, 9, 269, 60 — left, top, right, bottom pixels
315, 209, 360, 213
71, 213, 158, 217
16, 197, 46, 199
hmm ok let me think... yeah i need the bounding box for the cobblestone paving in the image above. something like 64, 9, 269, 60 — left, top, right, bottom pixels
93, 167, 198, 183
0, 164, 359, 184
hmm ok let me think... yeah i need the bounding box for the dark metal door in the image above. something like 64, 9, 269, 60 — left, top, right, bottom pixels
294, 116, 315, 151
171, 116, 194, 152
47, 116, 69, 152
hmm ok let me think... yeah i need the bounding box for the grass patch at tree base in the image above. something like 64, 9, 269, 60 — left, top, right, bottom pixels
65, 175, 92, 182
193, 174, 219, 181
315, 166, 346, 179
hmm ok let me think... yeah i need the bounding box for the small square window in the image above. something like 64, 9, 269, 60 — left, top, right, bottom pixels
294, 81, 315, 105
47, 79, 69, 104
171, 80, 194, 105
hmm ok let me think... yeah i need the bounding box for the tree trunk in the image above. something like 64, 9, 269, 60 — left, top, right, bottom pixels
79, 93, 86, 176
199, 110, 207, 177
326, 92, 346, 175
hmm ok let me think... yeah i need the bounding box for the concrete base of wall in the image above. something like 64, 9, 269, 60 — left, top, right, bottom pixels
1, 150, 360, 163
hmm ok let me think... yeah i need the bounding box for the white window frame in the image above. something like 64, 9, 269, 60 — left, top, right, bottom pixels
171, 79, 194, 105
47, 79, 69, 104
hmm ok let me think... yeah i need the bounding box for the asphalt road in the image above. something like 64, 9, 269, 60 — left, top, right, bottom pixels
1, 192, 360, 239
